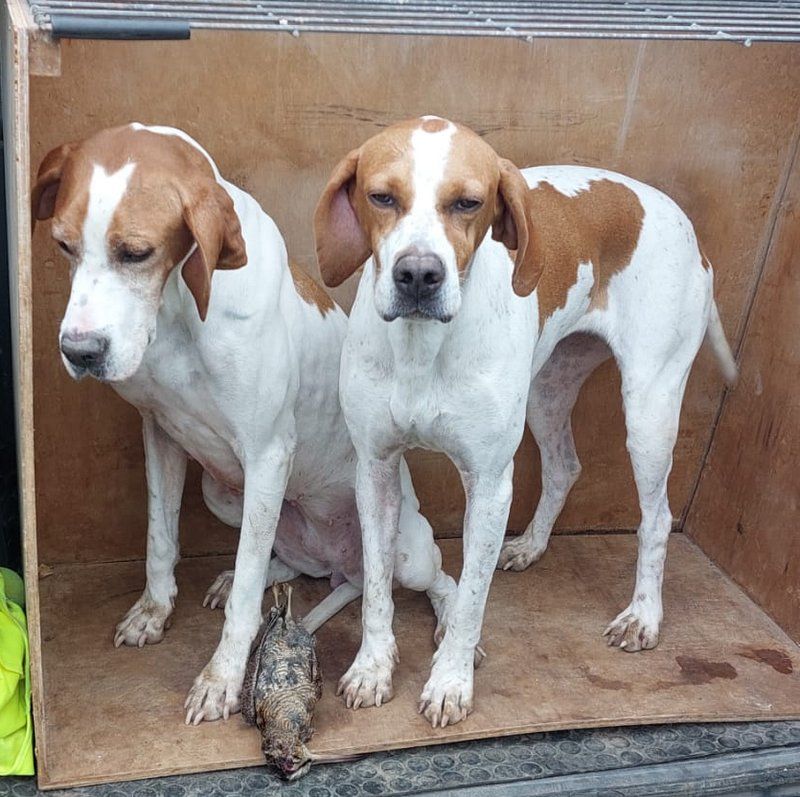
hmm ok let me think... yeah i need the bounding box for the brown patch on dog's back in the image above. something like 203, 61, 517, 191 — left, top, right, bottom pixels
738, 647, 794, 675
289, 262, 335, 316
530, 179, 644, 329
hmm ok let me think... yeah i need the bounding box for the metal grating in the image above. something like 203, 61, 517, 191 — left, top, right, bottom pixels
28, 1, 800, 43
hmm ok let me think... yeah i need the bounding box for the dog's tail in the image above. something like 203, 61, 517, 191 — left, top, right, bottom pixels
301, 581, 362, 634
705, 298, 738, 387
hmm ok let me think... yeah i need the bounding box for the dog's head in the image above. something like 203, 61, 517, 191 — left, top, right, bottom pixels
32, 124, 247, 383
313, 116, 541, 323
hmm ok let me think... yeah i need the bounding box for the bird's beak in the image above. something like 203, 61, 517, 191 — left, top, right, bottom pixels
284, 760, 312, 781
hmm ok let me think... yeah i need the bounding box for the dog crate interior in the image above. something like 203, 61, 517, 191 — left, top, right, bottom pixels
3, 0, 800, 788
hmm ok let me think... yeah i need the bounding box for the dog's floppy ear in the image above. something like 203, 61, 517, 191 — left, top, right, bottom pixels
180, 179, 248, 321
313, 148, 371, 288
31, 141, 77, 228
492, 158, 542, 297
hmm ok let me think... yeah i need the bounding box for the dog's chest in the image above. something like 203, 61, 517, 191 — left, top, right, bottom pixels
116, 328, 244, 489
382, 332, 458, 447
389, 371, 444, 445
152, 405, 243, 489
386, 347, 520, 457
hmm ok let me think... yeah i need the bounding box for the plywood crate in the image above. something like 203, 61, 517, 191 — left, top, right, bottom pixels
3, 0, 799, 787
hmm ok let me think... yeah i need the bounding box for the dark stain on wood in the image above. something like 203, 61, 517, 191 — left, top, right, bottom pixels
738, 647, 794, 675
579, 666, 627, 691
675, 655, 738, 685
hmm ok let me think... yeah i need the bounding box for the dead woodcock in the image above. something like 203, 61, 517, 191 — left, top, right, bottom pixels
242, 583, 323, 780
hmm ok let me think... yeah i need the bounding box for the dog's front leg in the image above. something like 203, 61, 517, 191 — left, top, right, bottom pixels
419, 463, 513, 728
115, 416, 187, 648
185, 438, 294, 724
338, 453, 402, 710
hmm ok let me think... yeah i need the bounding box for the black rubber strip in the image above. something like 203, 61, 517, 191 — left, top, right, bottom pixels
424, 746, 800, 796
49, 14, 190, 40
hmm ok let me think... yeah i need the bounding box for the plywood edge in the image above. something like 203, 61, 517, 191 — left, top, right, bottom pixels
2, 0, 46, 781
4, 0, 59, 77
35, 708, 800, 791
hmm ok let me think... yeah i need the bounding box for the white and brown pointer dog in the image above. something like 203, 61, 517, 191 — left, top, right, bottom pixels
314, 116, 737, 729
32, 124, 457, 725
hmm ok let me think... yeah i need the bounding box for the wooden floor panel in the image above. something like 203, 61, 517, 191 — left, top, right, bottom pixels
37, 534, 800, 788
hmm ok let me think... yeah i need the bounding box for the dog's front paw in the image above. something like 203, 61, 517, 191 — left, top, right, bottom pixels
604, 603, 660, 651
419, 657, 474, 729
497, 533, 546, 572
337, 645, 398, 710
114, 594, 173, 648
203, 570, 234, 610
184, 661, 243, 725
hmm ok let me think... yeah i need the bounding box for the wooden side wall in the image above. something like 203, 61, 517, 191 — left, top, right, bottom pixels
685, 133, 800, 643
3, 0, 47, 769
27, 32, 800, 563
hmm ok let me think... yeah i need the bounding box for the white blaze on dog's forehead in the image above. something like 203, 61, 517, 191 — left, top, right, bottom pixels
410, 124, 455, 219
372, 120, 464, 322
128, 122, 222, 181
83, 162, 136, 259
376, 124, 456, 262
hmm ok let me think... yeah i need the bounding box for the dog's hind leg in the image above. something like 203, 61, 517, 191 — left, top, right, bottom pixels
498, 333, 610, 572
203, 487, 301, 609
201, 471, 243, 609
204, 557, 300, 610
603, 355, 692, 651
393, 459, 465, 661
201, 469, 243, 527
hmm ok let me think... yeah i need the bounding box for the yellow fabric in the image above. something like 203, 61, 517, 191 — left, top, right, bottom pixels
0, 568, 33, 776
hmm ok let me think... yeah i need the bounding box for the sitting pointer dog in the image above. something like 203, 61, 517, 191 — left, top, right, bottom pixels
32, 124, 456, 724
314, 116, 737, 728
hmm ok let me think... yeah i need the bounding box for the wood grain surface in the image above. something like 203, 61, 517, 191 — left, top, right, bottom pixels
25, 34, 800, 561
36, 534, 800, 788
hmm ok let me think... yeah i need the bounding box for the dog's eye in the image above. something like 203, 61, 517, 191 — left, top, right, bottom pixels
57, 240, 75, 257
369, 193, 396, 208
119, 246, 154, 264
453, 198, 482, 212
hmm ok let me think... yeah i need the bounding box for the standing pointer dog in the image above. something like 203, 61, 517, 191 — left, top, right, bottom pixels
314, 116, 737, 728
32, 124, 457, 725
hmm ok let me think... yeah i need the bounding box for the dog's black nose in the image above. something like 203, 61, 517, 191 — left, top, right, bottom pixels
392, 252, 445, 301
60, 331, 109, 370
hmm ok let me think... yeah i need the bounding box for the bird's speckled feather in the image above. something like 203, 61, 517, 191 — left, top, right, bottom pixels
242, 584, 323, 780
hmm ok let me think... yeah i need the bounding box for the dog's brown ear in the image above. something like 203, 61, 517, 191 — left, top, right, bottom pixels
313, 148, 371, 288
492, 158, 542, 297
180, 180, 248, 321
31, 142, 76, 228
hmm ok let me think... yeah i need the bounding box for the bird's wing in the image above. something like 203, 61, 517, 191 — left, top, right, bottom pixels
241, 608, 281, 725
310, 637, 323, 701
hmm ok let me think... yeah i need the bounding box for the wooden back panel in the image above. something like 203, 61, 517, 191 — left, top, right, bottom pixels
28, 33, 800, 563
685, 136, 800, 642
